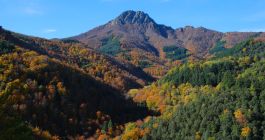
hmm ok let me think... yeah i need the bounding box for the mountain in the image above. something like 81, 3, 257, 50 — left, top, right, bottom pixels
70, 10, 265, 78
70, 11, 175, 77
71, 10, 175, 55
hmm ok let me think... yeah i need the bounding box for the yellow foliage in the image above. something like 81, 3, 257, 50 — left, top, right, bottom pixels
124, 123, 137, 133
234, 109, 247, 125
178, 83, 193, 95
122, 127, 141, 140
242, 47, 247, 52
238, 56, 251, 66
234, 109, 243, 119
42, 131, 52, 139
183, 95, 191, 104
32, 127, 41, 135
128, 89, 139, 97
200, 85, 216, 94
223, 109, 229, 114
32, 127, 59, 140
195, 132, 201, 140
122, 127, 150, 140
22, 51, 38, 57
5, 79, 21, 93
207, 137, 216, 140
29, 56, 48, 71
144, 116, 152, 123
216, 83, 222, 91
146, 95, 164, 110
57, 82, 66, 95
153, 123, 159, 128
122, 122, 151, 140
241, 126, 251, 137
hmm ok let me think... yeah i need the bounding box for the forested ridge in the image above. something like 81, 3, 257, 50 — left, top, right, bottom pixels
120, 38, 265, 140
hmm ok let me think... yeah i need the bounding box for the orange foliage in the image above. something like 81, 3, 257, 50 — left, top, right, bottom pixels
98, 134, 109, 140
56, 82, 66, 95
47, 84, 56, 95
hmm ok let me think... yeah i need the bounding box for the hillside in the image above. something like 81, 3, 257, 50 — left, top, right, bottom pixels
119, 38, 265, 139
0, 27, 157, 139
0, 27, 154, 92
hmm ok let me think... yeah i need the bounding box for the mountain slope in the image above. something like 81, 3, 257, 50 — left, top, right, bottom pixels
0, 27, 154, 91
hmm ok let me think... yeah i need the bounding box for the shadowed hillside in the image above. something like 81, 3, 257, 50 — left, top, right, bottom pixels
0, 27, 157, 139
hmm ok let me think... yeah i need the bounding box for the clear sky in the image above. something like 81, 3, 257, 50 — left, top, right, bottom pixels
1, 0, 265, 39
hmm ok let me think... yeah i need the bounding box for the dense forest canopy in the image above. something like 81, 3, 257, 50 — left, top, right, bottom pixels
123, 38, 265, 140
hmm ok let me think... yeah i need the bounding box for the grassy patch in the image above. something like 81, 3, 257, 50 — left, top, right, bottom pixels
99, 36, 121, 56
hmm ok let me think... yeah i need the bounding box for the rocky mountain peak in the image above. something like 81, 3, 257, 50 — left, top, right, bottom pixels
110, 10, 156, 25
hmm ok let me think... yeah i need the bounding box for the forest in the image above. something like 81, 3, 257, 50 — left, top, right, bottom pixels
0, 28, 156, 139
123, 38, 265, 140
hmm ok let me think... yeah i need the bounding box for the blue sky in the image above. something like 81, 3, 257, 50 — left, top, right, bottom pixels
1, 0, 265, 39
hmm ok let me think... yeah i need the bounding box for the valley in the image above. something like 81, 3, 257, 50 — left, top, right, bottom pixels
0, 10, 265, 140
